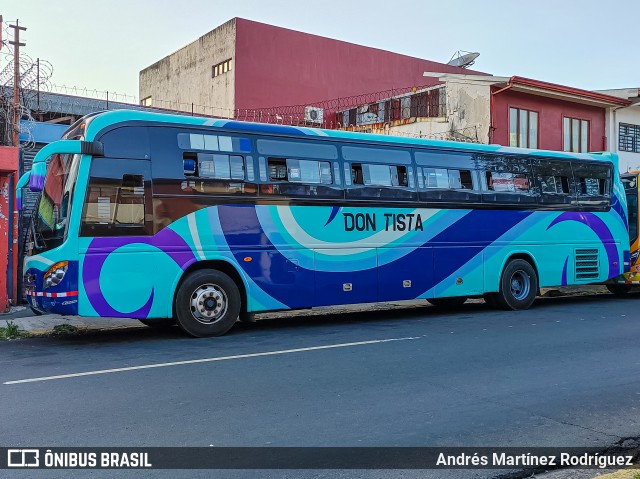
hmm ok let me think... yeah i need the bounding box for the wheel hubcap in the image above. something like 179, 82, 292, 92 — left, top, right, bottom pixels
509, 270, 530, 300
190, 283, 228, 324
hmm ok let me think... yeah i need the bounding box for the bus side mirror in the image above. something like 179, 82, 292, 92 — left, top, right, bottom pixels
29, 161, 47, 192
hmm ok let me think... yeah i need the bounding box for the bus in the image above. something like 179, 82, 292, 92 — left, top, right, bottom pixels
613, 170, 640, 291
17, 110, 630, 337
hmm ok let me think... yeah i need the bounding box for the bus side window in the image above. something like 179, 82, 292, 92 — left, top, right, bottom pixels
80, 158, 151, 236
533, 159, 573, 207
183, 152, 245, 180
261, 158, 341, 198
268, 158, 288, 181
572, 162, 612, 210
477, 155, 536, 205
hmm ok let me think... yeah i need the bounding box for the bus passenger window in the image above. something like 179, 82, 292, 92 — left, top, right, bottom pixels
425, 168, 449, 188
364, 164, 393, 186
395, 166, 408, 187
185, 153, 245, 180
352, 164, 364, 185
449, 169, 473, 189
540, 175, 570, 194
230, 156, 245, 180
352, 163, 407, 187
580, 177, 606, 196
423, 168, 473, 189
486, 171, 529, 192
572, 163, 611, 199
286, 159, 332, 184
268, 158, 288, 181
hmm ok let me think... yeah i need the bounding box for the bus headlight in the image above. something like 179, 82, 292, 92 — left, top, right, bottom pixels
43, 261, 68, 289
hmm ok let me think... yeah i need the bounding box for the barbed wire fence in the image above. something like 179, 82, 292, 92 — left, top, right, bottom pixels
0, 20, 54, 150
6, 62, 480, 144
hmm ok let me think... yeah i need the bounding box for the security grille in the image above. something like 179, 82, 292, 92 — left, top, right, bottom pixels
575, 249, 599, 280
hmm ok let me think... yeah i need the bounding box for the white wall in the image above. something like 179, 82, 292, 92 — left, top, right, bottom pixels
611, 105, 640, 172
387, 79, 492, 143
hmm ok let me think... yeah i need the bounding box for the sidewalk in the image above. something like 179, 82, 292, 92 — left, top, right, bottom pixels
0, 308, 146, 336
0, 285, 612, 338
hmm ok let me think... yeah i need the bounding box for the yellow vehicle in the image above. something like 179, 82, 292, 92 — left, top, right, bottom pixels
612, 171, 640, 293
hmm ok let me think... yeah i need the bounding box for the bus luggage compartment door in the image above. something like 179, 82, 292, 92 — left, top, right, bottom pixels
377, 247, 434, 301
314, 249, 377, 306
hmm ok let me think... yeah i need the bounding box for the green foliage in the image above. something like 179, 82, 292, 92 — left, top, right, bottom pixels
51, 324, 81, 336
0, 321, 29, 340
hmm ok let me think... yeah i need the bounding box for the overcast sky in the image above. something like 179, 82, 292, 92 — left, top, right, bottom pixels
2, 0, 637, 102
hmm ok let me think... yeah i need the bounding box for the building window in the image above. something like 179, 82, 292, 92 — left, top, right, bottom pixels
212, 59, 233, 78
563, 117, 589, 152
620, 123, 640, 153
509, 107, 538, 148
140, 96, 152, 107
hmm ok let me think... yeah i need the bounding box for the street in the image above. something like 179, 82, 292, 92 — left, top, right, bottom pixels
1, 293, 640, 479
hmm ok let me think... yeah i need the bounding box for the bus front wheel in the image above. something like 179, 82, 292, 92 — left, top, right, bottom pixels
496, 259, 538, 310
174, 269, 241, 337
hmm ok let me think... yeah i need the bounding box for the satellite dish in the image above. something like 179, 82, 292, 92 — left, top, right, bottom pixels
447, 51, 480, 69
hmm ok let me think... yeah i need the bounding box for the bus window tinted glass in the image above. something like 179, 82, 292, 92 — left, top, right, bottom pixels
423, 168, 473, 189
540, 175, 569, 194
486, 172, 529, 192
287, 159, 332, 184
424, 168, 448, 188
352, 163, 408, 187
574, 163, 611, 196
192, 153, 244, 180
268, 158, 288, 181
363, 164, 392, 186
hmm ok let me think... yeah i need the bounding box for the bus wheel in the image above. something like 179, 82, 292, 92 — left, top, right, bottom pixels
427, 297, 467, 308
606, 284, 632, 296
497, 259, 538, 310
174, 269, 241, 337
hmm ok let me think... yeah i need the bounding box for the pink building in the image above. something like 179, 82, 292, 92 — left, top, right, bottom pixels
139, 18, 481, 120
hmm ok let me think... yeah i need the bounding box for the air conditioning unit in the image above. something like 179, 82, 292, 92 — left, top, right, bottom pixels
304, 106, 324, 124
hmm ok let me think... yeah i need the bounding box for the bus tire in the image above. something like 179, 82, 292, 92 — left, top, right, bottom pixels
496, 259, 538, 310
606, 284, 632, 296
427, 297, 467, 308
174, 269, 241, 337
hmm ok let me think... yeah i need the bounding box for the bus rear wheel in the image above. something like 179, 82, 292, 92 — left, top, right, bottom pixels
496, 259, 538, 310
427, 297, 467, 308
606, 284, 632, 296
174, 269, 241, 337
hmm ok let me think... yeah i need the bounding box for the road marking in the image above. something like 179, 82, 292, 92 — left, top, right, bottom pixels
4, 336, 421, 385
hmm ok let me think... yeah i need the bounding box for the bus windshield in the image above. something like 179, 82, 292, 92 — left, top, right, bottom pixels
33, 153, 81, 250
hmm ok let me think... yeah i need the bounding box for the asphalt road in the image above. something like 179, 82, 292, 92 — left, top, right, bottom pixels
1, 293, 640, 479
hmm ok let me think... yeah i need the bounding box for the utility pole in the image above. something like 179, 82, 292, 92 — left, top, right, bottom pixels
9, 20, 26, 147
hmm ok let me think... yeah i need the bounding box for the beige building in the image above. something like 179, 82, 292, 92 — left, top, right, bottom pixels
139, 19, 236, 117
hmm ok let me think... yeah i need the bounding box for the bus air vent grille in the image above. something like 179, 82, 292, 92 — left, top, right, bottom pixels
575, 248, 599, 280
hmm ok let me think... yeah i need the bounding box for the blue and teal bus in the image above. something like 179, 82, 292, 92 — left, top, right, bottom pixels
17, 110, 630, 337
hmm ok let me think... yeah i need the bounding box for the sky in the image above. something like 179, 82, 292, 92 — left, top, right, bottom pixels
2, 0, 638, 102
